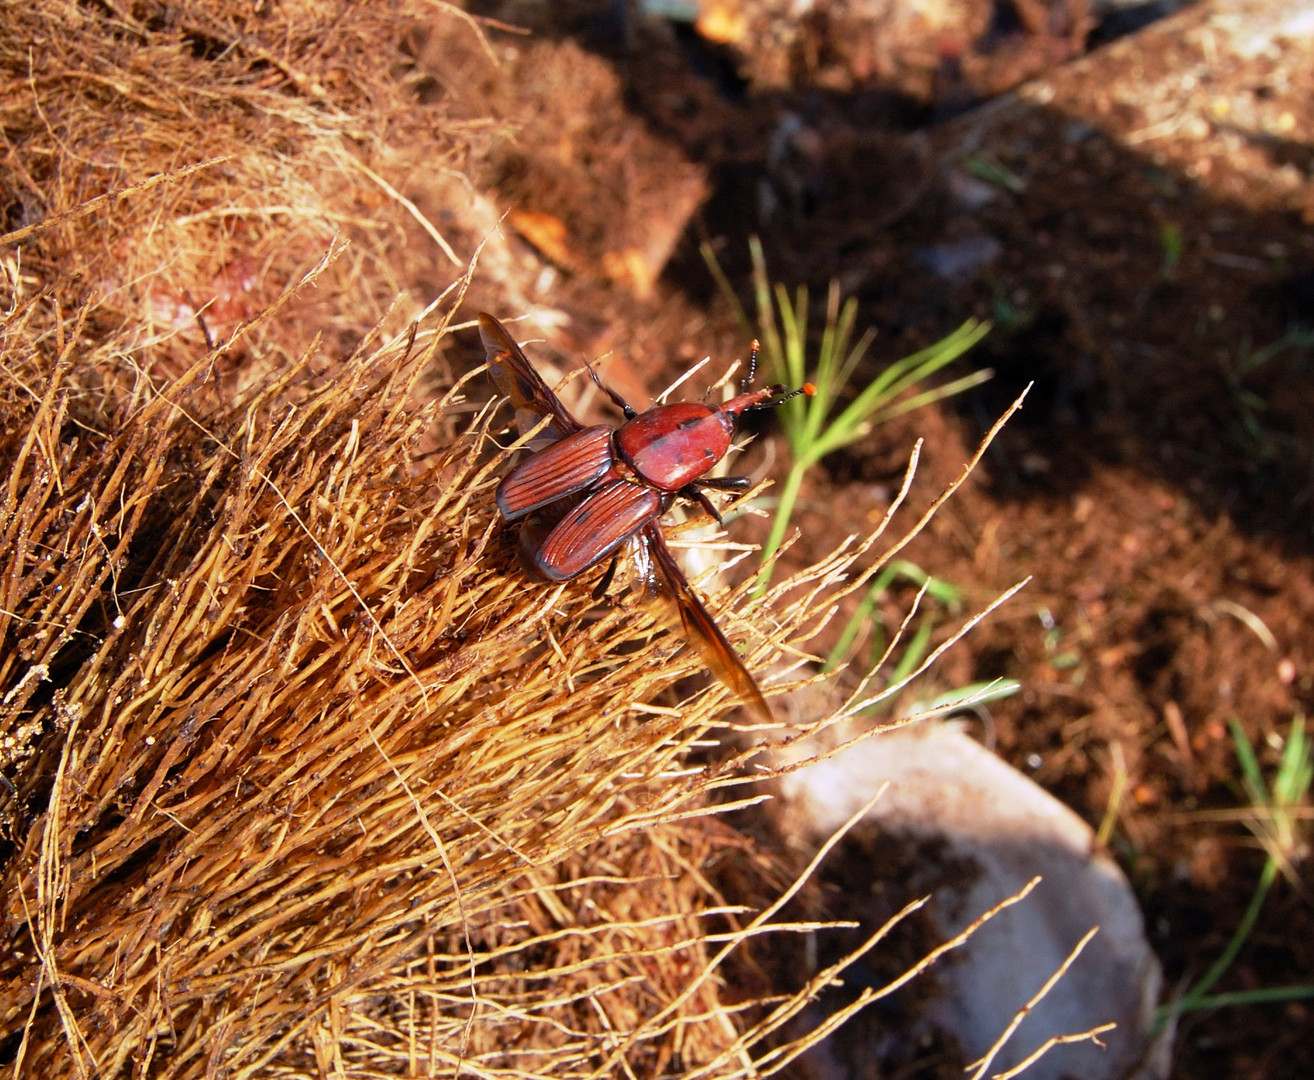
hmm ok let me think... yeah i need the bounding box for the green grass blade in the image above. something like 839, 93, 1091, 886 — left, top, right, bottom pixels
1230, 718, 1268, 804
910, 679, 1022, 715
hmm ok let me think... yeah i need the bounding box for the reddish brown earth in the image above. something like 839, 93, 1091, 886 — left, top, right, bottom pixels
459, 1, 1312, 1076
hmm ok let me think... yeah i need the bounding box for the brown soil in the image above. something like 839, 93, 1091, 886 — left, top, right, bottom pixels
461, 1, 1313, 1077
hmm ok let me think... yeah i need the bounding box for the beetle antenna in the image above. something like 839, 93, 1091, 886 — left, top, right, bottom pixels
746, 381, 817, 412
584, 359, 638, 420
741, 339, 761, 391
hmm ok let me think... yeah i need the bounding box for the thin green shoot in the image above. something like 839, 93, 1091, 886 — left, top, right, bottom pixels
1235, 715, 1311, 881
1037, 606, 1083, 672
823, 561, 1018, 720
986, 279, 1030, 331
1235, 325, 1314, 379
1160, 223, 1183, 280
903, 679, 1021, 719
1221, 327, 1314, 459
1157, 716, 1312, 1028
963, 154, 1026, 194
889, 619, 935, 686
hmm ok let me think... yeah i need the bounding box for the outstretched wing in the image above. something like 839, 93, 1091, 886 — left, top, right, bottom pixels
479, 312, 581, 445
644, 522, 772, 724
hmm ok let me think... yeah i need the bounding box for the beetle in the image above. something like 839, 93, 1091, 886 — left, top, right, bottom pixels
479, 313, 812, 723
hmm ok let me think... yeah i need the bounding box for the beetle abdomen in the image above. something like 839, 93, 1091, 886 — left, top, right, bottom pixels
497, 424, 614, 521
616, 403, 732, 492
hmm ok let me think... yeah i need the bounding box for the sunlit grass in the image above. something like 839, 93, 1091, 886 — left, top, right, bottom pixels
703, 237, 991, 596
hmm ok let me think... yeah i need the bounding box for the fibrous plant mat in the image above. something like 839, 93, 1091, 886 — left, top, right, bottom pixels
0, 285, 673, 1072
1, 268, 1058, 1078
0, 0, 493, 378
0, 3, 1059, 1077
0, 271, 1016, 1077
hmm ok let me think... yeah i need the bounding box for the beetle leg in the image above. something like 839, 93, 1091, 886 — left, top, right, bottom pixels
585, 360, 638, 420
592, 550, 621, 600
695, 475, 752, 492
684, 475, 753, 527
686, 487, 725, 527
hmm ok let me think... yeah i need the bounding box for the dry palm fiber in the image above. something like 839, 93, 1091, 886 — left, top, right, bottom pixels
0, 3, 1015, 1077
0, 285, 882, 1076
0, 3, 860, 1074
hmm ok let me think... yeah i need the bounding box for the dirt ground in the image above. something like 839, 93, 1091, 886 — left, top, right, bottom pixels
457, 1, 1312, 1077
